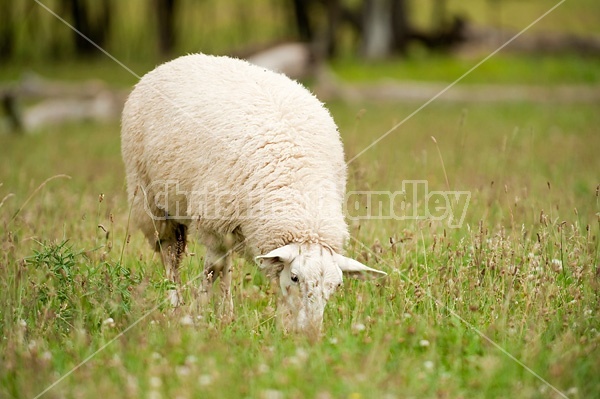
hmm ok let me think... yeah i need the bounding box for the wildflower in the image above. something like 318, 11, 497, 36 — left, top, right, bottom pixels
260, 389, 283, 399
179, 315, 194, 326
149, 376, 162, 388
176, 365, 191, 377
257, 364, 269, 374
198, 374, 212, 386
102, 317, 115, 328
185, 355, 198, 365
550, 259, 563, 272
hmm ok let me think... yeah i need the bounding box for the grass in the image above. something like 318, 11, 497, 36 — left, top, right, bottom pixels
1, 83, 599, 398
331, 53, 600, 85
2, 2, 599, 396
2, 53, 599, 101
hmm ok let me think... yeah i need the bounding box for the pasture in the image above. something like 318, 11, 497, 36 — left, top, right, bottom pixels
1, 55, 598, 398
1, 1, 600, 393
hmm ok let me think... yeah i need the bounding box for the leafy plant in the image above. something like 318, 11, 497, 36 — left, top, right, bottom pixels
25, 240, 141, 334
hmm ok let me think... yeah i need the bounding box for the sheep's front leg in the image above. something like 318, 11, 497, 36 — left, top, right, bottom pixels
217, 251, 234, 323
201, 248, 234, 322
157, 222, 187, 307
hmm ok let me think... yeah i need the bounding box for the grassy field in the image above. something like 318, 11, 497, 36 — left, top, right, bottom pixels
1, 54, 599, 398
1, 1, 600, 395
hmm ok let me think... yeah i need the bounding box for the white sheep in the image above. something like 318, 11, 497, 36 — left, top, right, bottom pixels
121, 53, 385, 334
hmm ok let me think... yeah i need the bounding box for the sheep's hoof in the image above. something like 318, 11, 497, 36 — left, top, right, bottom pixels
219, 309, 235, 325
217, 298, 235, 324
167, 289, 183, 307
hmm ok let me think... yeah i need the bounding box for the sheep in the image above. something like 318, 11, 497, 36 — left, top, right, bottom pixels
121, 53, 386, 334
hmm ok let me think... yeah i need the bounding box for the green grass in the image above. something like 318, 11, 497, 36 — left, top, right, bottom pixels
2, 3, 600, 397
1, 85, 599, 399
2, 1, 600, 397
331, 53, 600, 85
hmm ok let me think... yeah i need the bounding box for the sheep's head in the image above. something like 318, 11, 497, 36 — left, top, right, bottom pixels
256, 243, 386, 335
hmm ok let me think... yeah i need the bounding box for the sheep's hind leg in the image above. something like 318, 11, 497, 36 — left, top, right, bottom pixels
156, 222, 187, 307
218, 251, 234, 323
201, 247, 234, 323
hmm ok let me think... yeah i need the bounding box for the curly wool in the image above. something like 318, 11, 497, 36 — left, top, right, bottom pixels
121, 53, 349, 259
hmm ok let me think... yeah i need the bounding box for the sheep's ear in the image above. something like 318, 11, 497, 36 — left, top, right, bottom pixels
334, 254, 387, 279
255, 243, 299, 268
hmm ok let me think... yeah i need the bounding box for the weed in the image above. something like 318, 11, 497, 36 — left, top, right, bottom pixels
1, 68, 599, 398
19, 240, 141, 336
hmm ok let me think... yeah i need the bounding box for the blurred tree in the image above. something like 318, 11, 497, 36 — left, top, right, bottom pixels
292, 0, 314, 42
290, 0, 360, 58
0, 0, 14, 58
361, 0, 393, 59
63, 0, 112, 56
155, 0, 179, 58
362, 0, 411, 59
289, 0, 464, 60
391, 0, 411, 55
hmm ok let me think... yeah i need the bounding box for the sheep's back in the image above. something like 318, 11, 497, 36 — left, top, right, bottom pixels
121, 54, 348, 249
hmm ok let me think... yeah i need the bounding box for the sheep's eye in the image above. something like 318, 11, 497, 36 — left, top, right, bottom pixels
290, 274, 299, 283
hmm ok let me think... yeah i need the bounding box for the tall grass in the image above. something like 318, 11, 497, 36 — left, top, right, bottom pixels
0, 95, 598, 398
2, 1, 599, 397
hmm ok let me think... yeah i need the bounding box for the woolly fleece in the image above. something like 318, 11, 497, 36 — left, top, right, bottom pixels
121, 54, 349, 258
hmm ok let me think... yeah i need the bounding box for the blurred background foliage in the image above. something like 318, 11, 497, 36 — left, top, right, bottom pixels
2, 0, 599, 64
2, 0, 600, 133
1, 3, 599, 398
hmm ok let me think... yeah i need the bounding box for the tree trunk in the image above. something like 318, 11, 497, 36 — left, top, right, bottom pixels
291, 0, 313, 42
155, 0, 178, 58
69, 0, 112, 56
323, 0, 342, 58
0, 1, 13, 58
391, 0, 410, 55
362, 0, 393, 60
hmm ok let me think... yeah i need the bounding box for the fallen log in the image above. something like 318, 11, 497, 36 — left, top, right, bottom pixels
314, 74, 600, 104
245, 42, 315, 80
1, 73, 127, 133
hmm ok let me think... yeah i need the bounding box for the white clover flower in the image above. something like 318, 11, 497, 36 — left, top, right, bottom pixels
257, 363, 269, 374
102, 317, 115, 328
176, 365, 191, 377
198, 374, 213, 386
550, 259, 563, 272
185, 355, 198, 365
149, 376, 162, 388
261, 389, 284, 399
